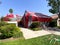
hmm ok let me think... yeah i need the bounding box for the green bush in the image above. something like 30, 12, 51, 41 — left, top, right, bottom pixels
0, 21, 22, 39
0, 21, 16, 26
30, 22, 40, 28
13, 31, 23, 38
0, 25, 20, 39
29, 22, 42, 31
48, 19, 57, 27
8, 23, 16, 26
31, 28, 42, 31
0, 21, 8, 26
57, 26, 60, 29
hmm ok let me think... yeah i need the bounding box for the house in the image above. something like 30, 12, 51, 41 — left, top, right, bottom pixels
4, 14, 22, 21
51, 14, 60, 26
51, 14, 58, 19
3, 13, 22, 26
21, 11, 52, 28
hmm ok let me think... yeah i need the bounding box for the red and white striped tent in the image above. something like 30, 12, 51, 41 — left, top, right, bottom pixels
21, 11, 52, 28
6, 14, 20, 18
4, 14, 20, 21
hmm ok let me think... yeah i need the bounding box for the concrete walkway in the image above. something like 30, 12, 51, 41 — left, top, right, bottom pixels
47, 30, 60, 35
21, 28, 60, 39
21, 28, 51, 39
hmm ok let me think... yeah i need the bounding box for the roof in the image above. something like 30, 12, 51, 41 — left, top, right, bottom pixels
6, 14, 21, 18
35, 13, 51, 18
51, 14, 58, 19
25, 11, 51, 18
5, 13, 22, 21
6, 14, 14, 18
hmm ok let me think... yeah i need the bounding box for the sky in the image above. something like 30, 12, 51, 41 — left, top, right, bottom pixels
0, 0, 53, 17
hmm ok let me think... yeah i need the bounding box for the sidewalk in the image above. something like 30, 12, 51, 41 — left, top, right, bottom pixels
21, 28, 60, 39
47, 30, 60, 35
21, 28, 51, 39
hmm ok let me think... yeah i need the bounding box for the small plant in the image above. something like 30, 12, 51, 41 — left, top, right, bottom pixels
29, 22, 42, 31
49, 34, 60, 45
0, 21, 8, 26
30, 22, 40, 28
57, 26, 60, 29
48, 19, 57, 27
31, 28, 42, 31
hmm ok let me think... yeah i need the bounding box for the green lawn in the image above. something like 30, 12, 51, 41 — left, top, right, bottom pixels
0, 35, 60, 45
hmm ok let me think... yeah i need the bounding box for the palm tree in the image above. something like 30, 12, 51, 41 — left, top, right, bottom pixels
9, 8, 13, 14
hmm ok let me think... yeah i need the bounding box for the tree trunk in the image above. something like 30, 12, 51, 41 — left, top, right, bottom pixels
57, 13, 60, 26
58, 12, 60, 18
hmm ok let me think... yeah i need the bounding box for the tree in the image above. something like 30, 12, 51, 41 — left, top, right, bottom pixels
9, 8, 13, 13
0, 17, 4, 21
47, 0, 60, 18
47, 0, 60, 26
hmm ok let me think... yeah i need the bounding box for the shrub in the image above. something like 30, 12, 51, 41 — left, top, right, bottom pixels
31, 28, 42, 31
13, 31, 23, 38
0, 21, 22, 39
29, 22, 42, 31
29, 22, 40, 28
0, 21, 8, 26
8, 23, 16, 26
57, 26, 60, 29
1, 17, 11, 21
48, 19, 57, 27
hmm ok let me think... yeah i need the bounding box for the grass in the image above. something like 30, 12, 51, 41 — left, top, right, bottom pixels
0, 34, 60, 45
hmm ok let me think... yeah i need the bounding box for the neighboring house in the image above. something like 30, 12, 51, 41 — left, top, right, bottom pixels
51, 14, 58, 19
21, 11, 52, 28
51, 14, 60, 26
3, 13, 22, 26
5, 14, 21, 21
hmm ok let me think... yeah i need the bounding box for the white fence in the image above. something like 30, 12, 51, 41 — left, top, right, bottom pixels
6, 21, 18, 26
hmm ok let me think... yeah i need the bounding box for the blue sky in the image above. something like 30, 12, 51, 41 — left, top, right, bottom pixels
0, 0, 53, 17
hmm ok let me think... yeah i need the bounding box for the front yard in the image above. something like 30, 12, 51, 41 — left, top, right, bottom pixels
0, 21, 60, 45
0, 34, 60, 45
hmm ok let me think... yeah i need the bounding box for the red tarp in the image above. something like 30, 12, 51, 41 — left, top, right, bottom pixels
6, 14, 14, 18
21, 11, 52, 28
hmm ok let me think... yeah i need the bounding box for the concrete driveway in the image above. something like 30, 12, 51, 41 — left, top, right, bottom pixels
21, 28, 60, 39
21, 28, 51, 39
